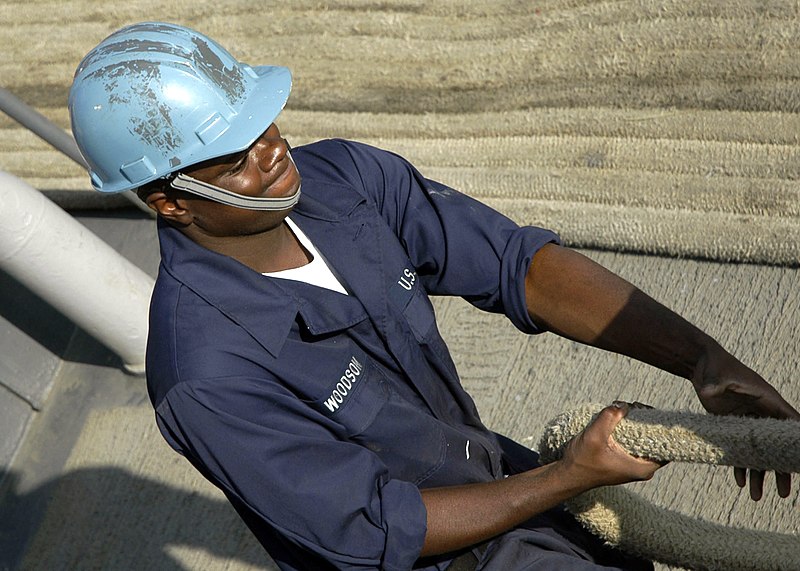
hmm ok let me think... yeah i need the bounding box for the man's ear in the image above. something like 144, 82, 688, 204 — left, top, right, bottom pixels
145, 190, 193, 226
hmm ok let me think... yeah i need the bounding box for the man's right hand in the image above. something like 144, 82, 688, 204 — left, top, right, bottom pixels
559, 402, 662, 489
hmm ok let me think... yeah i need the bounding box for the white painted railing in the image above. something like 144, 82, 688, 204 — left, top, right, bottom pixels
0, 171, 153, 374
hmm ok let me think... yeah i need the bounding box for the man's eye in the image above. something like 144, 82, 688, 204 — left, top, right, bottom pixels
227, 158, 246, 175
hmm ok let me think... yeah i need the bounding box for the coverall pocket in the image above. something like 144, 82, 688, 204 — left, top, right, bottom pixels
315, 358, 447, 485
348, 367, 447, 485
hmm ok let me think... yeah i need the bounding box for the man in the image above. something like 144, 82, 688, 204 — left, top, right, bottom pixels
69, 22, 798, 571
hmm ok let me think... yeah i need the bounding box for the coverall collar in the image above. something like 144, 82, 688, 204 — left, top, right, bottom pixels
156, 189, 368, 358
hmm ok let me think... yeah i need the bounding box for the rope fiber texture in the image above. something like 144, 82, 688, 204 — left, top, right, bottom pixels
538, 404, 800, 571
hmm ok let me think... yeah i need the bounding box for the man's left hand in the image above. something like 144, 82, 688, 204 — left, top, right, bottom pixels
692, 347, 800, 500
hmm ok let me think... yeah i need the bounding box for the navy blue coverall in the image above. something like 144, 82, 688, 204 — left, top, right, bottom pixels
145, 139, 653, 571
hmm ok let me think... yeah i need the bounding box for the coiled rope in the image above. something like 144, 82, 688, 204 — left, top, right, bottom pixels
538, 404, 800, 571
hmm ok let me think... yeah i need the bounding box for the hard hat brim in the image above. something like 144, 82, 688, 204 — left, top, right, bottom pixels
188, 64, 292, 171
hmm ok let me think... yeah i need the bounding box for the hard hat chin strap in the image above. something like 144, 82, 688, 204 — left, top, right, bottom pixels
169, 173, 301, 211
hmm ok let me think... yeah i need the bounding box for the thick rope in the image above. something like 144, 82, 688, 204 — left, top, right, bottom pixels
537, 404, 800, 571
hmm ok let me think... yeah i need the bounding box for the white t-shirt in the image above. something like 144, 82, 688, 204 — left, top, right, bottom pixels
262, 217, 349, 295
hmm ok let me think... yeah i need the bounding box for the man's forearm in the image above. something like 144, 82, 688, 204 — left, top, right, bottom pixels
419, 462, 575, 557
525, 243, 720, 380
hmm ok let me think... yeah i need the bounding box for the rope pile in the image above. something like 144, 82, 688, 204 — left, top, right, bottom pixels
538, 404, 800, 571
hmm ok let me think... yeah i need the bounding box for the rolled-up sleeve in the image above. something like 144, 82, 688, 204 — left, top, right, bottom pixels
156, 376, 427, 570
338, 140, 561, 334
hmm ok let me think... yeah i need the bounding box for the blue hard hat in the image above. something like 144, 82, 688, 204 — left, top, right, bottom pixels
69, 22, 292, 193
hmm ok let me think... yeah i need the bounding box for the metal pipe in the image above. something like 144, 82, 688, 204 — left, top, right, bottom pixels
0, 87, 87, 167
0, 171, 153, 374
0, 87, 154, 217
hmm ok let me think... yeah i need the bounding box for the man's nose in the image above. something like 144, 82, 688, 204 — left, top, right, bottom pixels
255, 136, 288, 173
